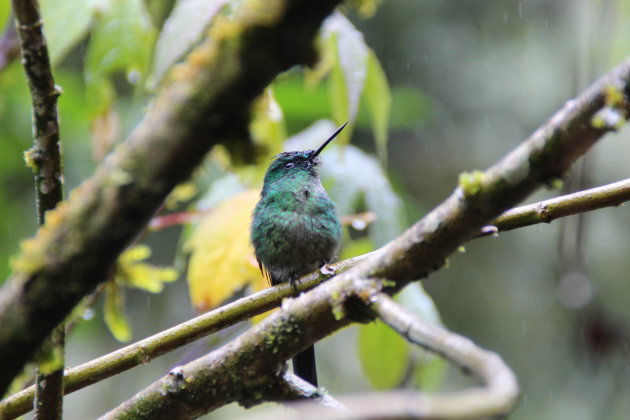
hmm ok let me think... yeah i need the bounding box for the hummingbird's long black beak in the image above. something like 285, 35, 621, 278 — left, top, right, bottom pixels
310, 121, 348, 160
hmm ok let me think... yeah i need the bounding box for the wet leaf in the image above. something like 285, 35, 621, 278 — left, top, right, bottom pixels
397, 284, 447, 391
397, 283, 443, 327
85, 0, 156, 116
40, 0, 97, 65
414, 354, 448, 391
116, 245, 178, 293
150, 0, 230, 86
104, 281, 132, 342
364, 49, 391, 161
250, 88, 286, 155
0, 3, 9, 27
358, 319, 410, 389
323, 12, 368, 124
185, 190, 265, 313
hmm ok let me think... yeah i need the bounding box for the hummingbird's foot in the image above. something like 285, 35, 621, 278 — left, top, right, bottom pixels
288, 275, 300, 292
319, 264, 336, 277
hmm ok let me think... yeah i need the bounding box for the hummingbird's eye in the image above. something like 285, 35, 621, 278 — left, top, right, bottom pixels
285, 162, 295, 169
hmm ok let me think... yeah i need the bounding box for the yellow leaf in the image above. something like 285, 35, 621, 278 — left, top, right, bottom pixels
164, 182, 198, 210
104, 281, 132, 342
185, 190, 267, 312
117, 245, 179, 293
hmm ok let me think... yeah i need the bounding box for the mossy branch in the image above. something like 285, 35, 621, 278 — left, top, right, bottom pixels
101, 55, 630, 418
0, 0, 343, 397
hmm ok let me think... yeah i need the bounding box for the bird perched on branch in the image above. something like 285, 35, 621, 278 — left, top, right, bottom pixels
250, 122, 346, 386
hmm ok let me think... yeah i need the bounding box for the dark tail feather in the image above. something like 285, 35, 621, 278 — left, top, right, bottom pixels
292, 345, 318, 387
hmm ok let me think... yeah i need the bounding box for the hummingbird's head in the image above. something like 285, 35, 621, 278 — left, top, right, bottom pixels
262, 122, 348, 187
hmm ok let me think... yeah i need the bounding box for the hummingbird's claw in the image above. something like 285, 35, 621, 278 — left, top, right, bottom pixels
320, 264, 336, 277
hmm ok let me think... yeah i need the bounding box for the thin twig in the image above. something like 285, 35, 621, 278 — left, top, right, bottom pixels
11, 0, 64, 418
481, 177, 630, 236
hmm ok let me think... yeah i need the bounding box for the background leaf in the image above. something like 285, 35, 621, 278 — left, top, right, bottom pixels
397, 284, 447, 391
40, 0, 97, 66
116, 245, 178, 293
185, 190, 264, 313
85, 0, 156, 116
150, 0, 230, 86
323, 12, 368, 122
103, 281, 131, 342
364, 49, 391, 161
358, 319, 410, 389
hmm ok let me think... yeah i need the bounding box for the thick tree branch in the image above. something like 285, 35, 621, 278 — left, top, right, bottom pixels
482, 177, 630, 235
11, 0, 65, 416
102, 56, 630, 418
0, 0, 342, 396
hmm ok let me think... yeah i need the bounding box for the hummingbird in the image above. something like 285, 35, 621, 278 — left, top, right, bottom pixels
250, 122, 346, 387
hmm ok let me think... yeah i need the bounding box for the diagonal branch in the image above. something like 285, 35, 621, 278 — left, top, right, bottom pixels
101, 55, 630, 418
0, 0, 343, 397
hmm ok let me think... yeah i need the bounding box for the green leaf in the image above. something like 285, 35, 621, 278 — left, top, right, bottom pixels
150, 0, 230, 87
364, 49, 391, 161
0, 2, 10, 30
397, 284, 447, 391
324, 13, 368, 122
414, 354, 448, 392
321, 12, 369, 144
85, 0, 156, 115
328, 35, 350, 141
339, 237, 375, 260
250, 88, 286, 155
104, 281, 132, 342
397, 283, 443, 327
40, 0, 97, 65
274, 74, 332, 127
358, 320, 410, 389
